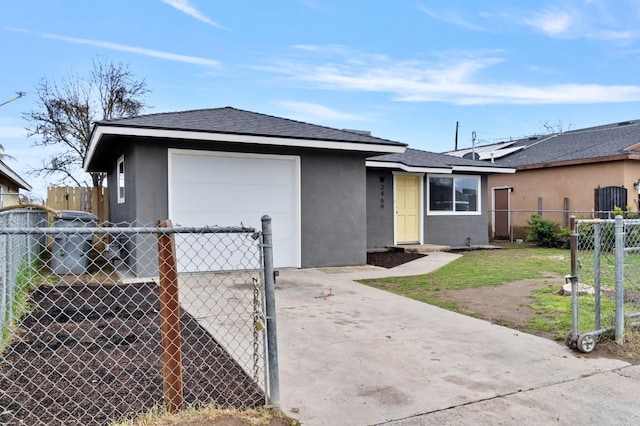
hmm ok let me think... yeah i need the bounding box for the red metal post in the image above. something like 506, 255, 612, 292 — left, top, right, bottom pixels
157, 219, 184, 412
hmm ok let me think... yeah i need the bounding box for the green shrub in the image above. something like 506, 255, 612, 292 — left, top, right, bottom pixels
526, 214, 569, 248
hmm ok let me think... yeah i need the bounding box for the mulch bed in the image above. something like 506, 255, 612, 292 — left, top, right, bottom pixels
367, 250, 426, 269
0, 282, 264, 425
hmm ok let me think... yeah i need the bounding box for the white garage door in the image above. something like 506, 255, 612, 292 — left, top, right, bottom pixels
169, 149, 300, 269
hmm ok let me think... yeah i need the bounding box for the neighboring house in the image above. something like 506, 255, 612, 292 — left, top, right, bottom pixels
447, 119, 640, 240
84, 107, 406, 273
0, 159, 31, 207
366, 149, 514, 250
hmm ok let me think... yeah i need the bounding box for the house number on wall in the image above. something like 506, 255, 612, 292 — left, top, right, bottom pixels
380, 176, 385, 209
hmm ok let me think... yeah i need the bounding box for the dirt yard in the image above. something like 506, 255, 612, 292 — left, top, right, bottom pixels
0, 282, 265, 425
367, 250, 640, 364
368, 251, 557, 334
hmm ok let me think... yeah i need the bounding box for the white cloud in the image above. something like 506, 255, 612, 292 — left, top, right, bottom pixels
299, 0, 324, 11
275, 101, 365, 121
514, 3, 639, 42
268, 49, 640, 106
160, 0, 229, 30
589, 29, 639, 41
523, 6, 576, 36
293, 44, 352, 55
418, 5, 486, 31
8, 28, 221, 67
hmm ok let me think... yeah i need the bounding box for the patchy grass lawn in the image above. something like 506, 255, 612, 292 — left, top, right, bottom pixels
360, 242, 580, 339
360, 243, 569, 316
360, 242, 640, 362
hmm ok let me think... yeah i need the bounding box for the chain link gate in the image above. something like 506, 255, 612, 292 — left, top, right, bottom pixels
0, 208, 279, 425
566, 216, 640, 353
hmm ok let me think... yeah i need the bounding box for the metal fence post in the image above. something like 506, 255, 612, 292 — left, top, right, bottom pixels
261, 215, 280, 409
615, 215, 625, 344
0, 233, 6, 335
157, 220, 184, 413
594, 224, 601, 331
569, 216, 579, 340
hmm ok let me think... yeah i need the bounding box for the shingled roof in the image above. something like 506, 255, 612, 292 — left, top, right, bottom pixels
448, 119, 640, 169
95, 106, 406, 146
368, 148, 514, 174
84, 107, 407, 171
86, 107, 407, 171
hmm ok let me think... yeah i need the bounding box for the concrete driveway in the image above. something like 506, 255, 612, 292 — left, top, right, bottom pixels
275, 253, 640, 425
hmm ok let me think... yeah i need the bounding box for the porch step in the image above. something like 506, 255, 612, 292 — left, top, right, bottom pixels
388, 244, 451, 253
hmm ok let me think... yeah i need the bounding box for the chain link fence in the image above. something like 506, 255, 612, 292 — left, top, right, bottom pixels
490, 209, 636, 242
0, 209, 279, 425
0, 208, 48, 339
565, 216, 640, 353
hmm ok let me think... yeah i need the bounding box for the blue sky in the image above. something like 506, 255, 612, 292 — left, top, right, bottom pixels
3, 0, 640, 198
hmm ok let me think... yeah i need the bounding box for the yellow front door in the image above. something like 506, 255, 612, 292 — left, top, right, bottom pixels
396, 174, 420, 243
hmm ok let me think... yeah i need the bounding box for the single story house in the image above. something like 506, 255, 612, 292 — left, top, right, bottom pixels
447, 119, 640, 240
0, 159, 31, 207
366, 149, 514, 250
84, 107, 514, 274
84, 107, 406, 273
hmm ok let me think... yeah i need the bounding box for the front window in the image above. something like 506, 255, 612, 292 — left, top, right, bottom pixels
428, 175, 480, 215
117, 155, 125, 204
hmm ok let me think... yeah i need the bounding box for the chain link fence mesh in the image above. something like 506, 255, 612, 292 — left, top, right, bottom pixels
569, 217, 640, 352
0, 210, 271, 425
490, 209, 624, 242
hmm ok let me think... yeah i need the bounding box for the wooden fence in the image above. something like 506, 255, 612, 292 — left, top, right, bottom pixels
46, 187, 109, 222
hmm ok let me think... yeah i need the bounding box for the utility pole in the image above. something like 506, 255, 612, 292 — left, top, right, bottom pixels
471, 131, 477, 159
454, 121, 459, 151
0, 92, 26, 108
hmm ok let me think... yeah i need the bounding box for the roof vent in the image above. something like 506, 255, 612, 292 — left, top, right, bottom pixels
342, 129, 371, 136
618, 121, 633, 126
528, 136, 538, 140
462, 152, 481, 160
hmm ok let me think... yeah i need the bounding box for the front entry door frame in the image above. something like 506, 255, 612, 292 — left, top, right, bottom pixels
492, 186, 511, 240
393, 172, 424, 245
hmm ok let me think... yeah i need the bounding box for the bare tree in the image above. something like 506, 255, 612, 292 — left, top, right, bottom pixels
539, 119, 571, 135
24, 56, 149, 220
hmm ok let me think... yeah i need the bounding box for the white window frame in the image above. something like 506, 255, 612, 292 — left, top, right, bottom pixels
117, 155, 125, 204
427, 174, 481, 216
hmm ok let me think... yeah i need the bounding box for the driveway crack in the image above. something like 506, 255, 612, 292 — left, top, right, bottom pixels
372, 369, 617, 425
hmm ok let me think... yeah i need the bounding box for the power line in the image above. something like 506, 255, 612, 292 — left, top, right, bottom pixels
0, 91, 26, 108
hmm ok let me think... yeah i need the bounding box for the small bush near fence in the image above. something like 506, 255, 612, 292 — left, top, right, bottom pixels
526, 214, 570, 248
0, 215, 276, 425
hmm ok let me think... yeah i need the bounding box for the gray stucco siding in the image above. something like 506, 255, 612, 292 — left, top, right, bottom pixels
108, 141, 170, 226
366, 169, 394, 251
300, 152, 368, 267
105, 141, 169, 276
365, 172, 490, 249
105, 137, 371, 269
422, 175, 490, 247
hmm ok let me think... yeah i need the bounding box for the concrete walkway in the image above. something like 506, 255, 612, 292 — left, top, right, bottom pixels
275, 253, 639, 425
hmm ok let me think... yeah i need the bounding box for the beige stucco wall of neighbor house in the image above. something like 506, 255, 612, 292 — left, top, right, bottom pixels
488, 160, 640, 239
